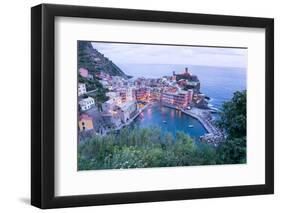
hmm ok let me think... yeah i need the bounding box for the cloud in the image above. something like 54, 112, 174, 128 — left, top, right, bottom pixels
91, 42, 247, 68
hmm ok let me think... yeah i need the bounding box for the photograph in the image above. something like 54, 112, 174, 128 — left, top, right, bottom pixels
77, 41, 247, 170
29, 3, 274, 209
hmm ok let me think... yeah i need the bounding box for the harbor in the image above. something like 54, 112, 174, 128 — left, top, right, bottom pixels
77, 42, 240, 146
181, 107, 224, 145
79, 66, 225, 145
131, 103, 208, 140
100, 101, 224, 146
77, 40, 247, 170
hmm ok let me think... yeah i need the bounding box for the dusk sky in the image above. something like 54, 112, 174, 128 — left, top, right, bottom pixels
91, 42, 247, 68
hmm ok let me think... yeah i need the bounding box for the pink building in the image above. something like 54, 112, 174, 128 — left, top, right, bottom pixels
161, 89, 189, 109
187, 89, 194, 104
79, 68, 88, 78
119, 89, 127, 103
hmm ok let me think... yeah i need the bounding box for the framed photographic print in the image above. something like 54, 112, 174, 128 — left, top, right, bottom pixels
31, 4, 274, 209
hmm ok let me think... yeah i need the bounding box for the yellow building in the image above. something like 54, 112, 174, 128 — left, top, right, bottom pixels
78, 114, 94, 132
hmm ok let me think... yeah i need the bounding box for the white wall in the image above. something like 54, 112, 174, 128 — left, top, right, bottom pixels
0, 0, 279, 212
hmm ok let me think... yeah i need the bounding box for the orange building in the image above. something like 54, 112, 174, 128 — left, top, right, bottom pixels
135, 88, 150, 102
78, 114, 94, 132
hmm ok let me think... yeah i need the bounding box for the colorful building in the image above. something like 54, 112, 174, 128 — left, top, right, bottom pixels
117, 101, 138, 123
135, 88, 150, 102
119, 89, 127, 103
161, 89, 189, 108
102, 99, 116, 112
78, 114, 94, 132
150, 88, 162, 101
187, 89, 194, 104
106, 91, 120, 100
79, 67, 89, 78
78, 83, 87, 96
79, 97, 95, 111
96, 71, 111, 80
161, 92, 175, 106
117, 88, 134, 103
174, 90, 188, 107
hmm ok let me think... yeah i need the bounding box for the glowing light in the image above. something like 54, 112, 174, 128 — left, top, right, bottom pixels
171, 110, 174, 118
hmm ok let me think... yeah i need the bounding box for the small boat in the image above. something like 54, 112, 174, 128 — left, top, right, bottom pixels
188, 124, 194, 128
163, 120, 167, 124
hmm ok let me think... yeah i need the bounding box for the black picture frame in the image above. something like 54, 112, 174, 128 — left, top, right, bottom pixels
31, 3, 274, 209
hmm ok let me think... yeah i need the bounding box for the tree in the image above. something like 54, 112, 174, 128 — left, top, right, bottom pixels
78, 127, 217, 170
217, 90, 246, 139
216, 90, 247, 164
216, 137, 246, 164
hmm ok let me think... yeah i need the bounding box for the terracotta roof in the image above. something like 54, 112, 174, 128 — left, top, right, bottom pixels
79, 114, 92, 120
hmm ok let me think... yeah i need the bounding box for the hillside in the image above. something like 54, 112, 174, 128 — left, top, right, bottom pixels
78, 41, 129, 79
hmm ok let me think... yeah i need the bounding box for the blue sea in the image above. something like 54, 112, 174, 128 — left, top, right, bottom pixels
119, 64, 247, 109
132, 103, 207, 140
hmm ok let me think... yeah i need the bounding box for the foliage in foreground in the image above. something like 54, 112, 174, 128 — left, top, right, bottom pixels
216, 90, 247, 164
78, 74, 109, 108
78, 127, 217, 170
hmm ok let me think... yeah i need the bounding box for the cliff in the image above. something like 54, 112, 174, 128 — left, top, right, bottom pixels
78, 41, 129, 79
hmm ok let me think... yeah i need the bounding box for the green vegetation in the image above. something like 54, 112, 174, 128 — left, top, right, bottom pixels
78, 41, 128, 78
78, 41, 97, 73
78, 90, 247, 170
216, 90, 247, 164
78, 74, 109, 107
78, 41, 130, 107
78, 127, 217, 170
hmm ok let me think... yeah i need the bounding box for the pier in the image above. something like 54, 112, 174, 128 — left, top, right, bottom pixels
181, 107, 224, 145
182, 108, 215, 134
158, 103, 223, 144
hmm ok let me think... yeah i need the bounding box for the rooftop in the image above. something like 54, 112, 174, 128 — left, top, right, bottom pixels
79, 113, 92, 120
117, 101, 136, 111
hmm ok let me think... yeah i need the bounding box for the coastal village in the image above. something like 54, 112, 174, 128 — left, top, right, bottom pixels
78, 63, 223, 145
76, 41, 248, 170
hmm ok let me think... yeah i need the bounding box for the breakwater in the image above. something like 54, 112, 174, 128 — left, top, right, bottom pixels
161, 103, 223, 145
181, 108, 224, 145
